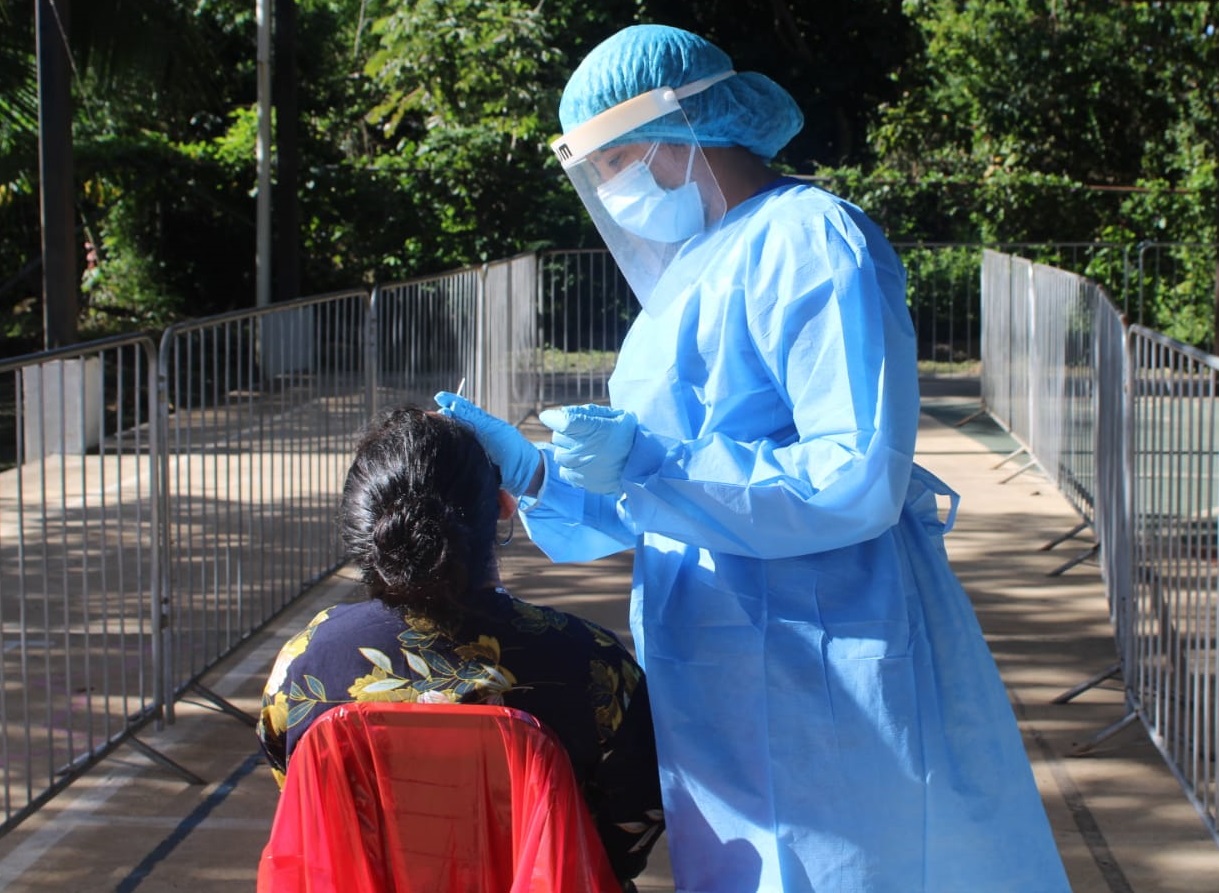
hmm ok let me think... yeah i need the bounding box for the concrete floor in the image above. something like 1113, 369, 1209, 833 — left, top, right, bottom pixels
0, 378, 1217, 891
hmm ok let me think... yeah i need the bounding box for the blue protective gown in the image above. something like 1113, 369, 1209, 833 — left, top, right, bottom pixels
521, 180, 1070, 892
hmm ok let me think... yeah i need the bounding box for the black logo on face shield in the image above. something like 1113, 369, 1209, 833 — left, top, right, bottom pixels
555, 143, 572, 162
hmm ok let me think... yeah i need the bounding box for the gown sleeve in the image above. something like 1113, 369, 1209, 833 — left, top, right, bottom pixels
617, 207, 922, 560
518, 446, 638, 563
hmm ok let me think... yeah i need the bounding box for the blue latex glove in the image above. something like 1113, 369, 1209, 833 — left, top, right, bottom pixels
434, 391, 541, 497
538, 403, 638, 494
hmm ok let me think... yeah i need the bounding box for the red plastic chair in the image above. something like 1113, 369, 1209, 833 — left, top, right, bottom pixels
257, 701, 623, 892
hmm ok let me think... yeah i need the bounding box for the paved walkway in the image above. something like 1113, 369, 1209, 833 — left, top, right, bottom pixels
0, 378, 1217, 891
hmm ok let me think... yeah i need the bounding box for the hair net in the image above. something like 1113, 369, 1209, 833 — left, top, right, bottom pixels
559, 25, 804, 161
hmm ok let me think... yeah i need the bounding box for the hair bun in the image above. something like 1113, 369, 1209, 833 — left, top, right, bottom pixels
371, 494, 468, 595
339, 406, 499, 623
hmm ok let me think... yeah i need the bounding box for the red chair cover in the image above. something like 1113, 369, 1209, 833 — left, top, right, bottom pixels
257, 702, 622, 893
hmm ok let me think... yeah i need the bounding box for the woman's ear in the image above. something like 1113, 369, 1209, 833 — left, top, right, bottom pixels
497, 489, 517, 521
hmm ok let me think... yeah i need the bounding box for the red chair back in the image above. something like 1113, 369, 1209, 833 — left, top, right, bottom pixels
257, 702, 622, 893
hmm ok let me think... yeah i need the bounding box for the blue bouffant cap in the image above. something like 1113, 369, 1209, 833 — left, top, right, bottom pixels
558, 24, 804, 161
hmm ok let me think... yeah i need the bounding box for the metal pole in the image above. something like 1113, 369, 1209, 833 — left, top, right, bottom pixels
255, 0, 272, 307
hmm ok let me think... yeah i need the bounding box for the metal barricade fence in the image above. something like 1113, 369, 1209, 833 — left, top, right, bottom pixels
372, 257, 540, 424
0, 335, 162, 835
1031, 264, 1102, 524
980, 250, 1114, 576
372, 268, 481, 415
1095, 298, 1134, 656
481, 254, 540, 425
0, 260, 539, 834
157, 291, 371, 711
1127, 326, 1219, 836
980, 250, 1015, 430
981, 250, 1218, 841
901, 241, 1131, 379
980, 250, 1034, 458
6, 242, 1219, 839
985, 264, 1110, 633
535, 244, 995, 407
900, 243, 983, 370
536, 250, 636, 407
1135, 242, 1219, 341
981, 252, 1111, 531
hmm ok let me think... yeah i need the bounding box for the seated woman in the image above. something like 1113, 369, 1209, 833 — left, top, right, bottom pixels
256, 406, 663, 884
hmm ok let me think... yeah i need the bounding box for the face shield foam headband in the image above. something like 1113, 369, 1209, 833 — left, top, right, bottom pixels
594, 143, 702, 242
550, 71, 735, 315
551, 70, 735, 172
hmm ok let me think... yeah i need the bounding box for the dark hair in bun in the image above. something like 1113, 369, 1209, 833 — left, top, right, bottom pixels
339, 406, 501, 626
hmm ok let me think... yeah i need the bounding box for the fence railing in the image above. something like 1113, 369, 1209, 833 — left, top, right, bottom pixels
1128, 326, 1219, 834
0, 256, 538, 836
1135, 243, 1219, 348
980, 251, 1113, 538
479, 254, 540, 426
0, 334, 162, 833
981, 249, 1219, 843
373, 268, 480, 415
533, 243, 998, 407
532, 242, 1202, 406
536, 250, 635, 406
157, 290, 372, 715
372, 254, 538, 424
2, 240, 1216, 839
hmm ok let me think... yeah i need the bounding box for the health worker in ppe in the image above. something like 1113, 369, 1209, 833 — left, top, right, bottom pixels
436, 23, 1071, 893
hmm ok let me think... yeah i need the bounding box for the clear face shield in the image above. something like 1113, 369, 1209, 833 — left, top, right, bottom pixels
551, 73, 732, 315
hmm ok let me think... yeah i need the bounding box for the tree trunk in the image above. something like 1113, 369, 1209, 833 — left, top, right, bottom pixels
36, 0, 77, 348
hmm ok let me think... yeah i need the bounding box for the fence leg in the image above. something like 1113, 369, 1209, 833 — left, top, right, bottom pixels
1053, 661, 1142, 758
189, 681, 259, 728
1052, 661, 1121, 704
953, 407, 989, 427
1040, 520, 1089, 551
1066, 711, 1140, 758
1047, 542, 1100, 577
999, 458, 1039, 483
126, 736, 207, 785
992, 446, 1027, 470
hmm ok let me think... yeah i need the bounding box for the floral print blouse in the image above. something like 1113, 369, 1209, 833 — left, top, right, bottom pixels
257, 588, 664, 882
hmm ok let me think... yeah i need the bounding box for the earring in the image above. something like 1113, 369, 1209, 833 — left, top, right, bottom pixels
497, 513, 515, 547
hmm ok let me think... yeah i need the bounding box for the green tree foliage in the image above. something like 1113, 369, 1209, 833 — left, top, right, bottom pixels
363, 0, 565, 265
359, 0, 644, 266
885, 1, 1172, 182
0, 1, 43, 350
1, 0, 640, 355
1, 0, 262, 346
864, 1, 1216, 246
832, 0, 1218, 346
3, 0, 1219, 352
639, 0, 920, 168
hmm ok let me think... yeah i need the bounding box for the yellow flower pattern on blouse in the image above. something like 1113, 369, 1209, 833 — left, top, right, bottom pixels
589, 660, 626, 740
263, 626, 522, 744
510, 599, 569, 634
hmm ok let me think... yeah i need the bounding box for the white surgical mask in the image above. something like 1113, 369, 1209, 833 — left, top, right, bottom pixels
596, 144, 705, 243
